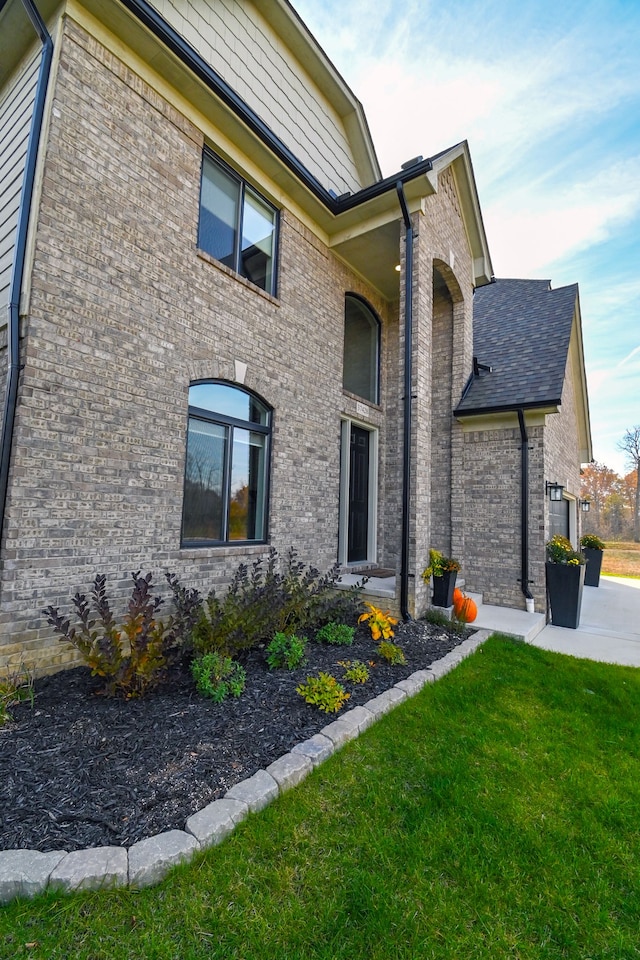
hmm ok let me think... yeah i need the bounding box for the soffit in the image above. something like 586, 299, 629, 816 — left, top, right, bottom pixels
0, 0, 60, 83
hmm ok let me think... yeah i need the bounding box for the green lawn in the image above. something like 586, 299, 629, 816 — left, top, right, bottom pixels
3, 636, 640, 959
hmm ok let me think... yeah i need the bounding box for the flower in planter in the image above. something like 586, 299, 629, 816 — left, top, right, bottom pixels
546, 535, 585, 565
421, 548, 461, 582
580, 534, 606, 551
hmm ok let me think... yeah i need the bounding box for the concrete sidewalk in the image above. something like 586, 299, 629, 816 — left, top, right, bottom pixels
531, 576, 640, 667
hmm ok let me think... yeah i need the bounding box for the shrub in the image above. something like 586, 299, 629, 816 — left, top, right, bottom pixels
358, 603, 397, 641
0, 663, 34, 726
421, 549, 461, 581
164, 572, 203, 658
316, 621, 355, 646
378, 641, 406, 665
580, 533, 606, 551
546, 535, 584, 566
191, 652, 246, 702
44, 572, 172, 698
296, 672, 350, 713
266, 632, 307, 670
338, 659, 370, 684
191, 548, 364, 658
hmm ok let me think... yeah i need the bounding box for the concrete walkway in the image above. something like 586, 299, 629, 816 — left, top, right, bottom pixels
531, 576, 640, 667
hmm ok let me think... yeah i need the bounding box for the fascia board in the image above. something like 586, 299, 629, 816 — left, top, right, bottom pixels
455, 408, 556, 431
430, 142, 494, 286
569, 296, 593, 464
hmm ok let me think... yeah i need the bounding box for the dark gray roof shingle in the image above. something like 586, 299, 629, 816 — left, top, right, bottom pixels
455, 278, 578, 414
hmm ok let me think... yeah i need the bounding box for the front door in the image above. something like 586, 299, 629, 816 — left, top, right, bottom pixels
348, 426, 370, 563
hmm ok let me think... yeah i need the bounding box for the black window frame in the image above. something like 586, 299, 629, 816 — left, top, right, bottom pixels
197, 148, 280, 297
342, 293, 381, 404
181, 380, 272, 548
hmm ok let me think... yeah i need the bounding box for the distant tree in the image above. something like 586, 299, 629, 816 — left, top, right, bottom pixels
580, 461, 621, 533
618, 427, 640, 542
603, 493, 627, 539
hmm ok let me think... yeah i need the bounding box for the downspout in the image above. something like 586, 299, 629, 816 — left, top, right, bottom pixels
396, 182, 413, 620
516, 409, 534, 603
0, 0, 53, 545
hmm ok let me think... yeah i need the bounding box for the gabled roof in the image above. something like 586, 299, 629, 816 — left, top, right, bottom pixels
455, 278, 579, 414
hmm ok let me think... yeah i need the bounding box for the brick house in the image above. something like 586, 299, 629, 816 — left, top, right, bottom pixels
0, 0, 590, 674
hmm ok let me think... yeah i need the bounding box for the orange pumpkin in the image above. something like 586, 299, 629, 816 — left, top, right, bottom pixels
452, 588, 464, 613
458, 597, 477, 623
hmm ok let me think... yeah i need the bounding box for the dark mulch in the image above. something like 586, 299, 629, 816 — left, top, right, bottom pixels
1, 619, 468, 853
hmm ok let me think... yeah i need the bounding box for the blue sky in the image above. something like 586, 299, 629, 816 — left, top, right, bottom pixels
292, 0, 640, 476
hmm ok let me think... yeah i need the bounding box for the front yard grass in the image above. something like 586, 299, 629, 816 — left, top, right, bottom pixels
3, 635, 640, 959
603, 541, 640, 578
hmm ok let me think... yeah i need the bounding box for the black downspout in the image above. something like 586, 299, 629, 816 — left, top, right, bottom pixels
516, 409, 534, 602
396, 182, 413, 621
0, 0, 53, 546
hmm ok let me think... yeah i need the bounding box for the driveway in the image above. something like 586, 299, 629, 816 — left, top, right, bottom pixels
532, 576, 640, 667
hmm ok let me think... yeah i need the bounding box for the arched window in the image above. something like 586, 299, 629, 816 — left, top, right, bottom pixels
182, 382, 271, 545
343, 295, 380, 403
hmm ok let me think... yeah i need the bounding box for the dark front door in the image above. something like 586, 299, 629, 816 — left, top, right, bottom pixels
549, 497, 570, 540
348, 426, 370, 563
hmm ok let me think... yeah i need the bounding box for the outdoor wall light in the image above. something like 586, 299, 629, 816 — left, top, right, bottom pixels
580, 499, 591, 512
546, 481, 564, 501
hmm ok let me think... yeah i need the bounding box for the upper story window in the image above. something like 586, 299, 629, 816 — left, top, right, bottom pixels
182, 381, 271, 546
342, 294, 380, 404
198, 150, 279, 296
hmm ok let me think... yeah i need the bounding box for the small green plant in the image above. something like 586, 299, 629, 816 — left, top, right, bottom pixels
358, 603, 397, 641
424, 608, 467, 635
338, 659, 370, 684
296, 672, 351, 713
378, 641, 406, 665
266, 632, 307, 670
580, 533, 606, 550
43, 572, 172, 698
191, 652, 246, 702
316, 621, 355, 646
0, 663, 34, 726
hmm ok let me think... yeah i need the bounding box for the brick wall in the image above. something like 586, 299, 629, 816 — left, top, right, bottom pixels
410, 169, 475, 615
459, 422, 546, 611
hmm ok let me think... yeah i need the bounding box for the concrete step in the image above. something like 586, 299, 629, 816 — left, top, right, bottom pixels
470, 597, 546, 644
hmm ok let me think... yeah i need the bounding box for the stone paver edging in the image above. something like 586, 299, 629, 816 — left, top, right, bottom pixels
0, 630, 490, 904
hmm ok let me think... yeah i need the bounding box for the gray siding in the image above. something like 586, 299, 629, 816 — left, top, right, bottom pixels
0, 51, 40, 315
150, 0, 364, 195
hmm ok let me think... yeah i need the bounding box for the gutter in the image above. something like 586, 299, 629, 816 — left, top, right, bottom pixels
516, 409, 534, 603
396, 183, 413, 621
0, 0, 53, 545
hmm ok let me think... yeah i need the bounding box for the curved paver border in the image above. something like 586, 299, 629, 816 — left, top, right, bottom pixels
0, 630, 490, 904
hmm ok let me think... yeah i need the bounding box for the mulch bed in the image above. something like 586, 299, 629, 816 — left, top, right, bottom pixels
1, 619, 469, 853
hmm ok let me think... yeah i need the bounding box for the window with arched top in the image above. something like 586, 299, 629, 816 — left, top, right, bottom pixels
181, 381, 271, 545
342, 295, 380, 403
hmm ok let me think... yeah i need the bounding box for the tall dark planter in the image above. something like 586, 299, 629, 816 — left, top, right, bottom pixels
432, 570, 457, 607
545, 562, 585, 628
583, 547, 603, 587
